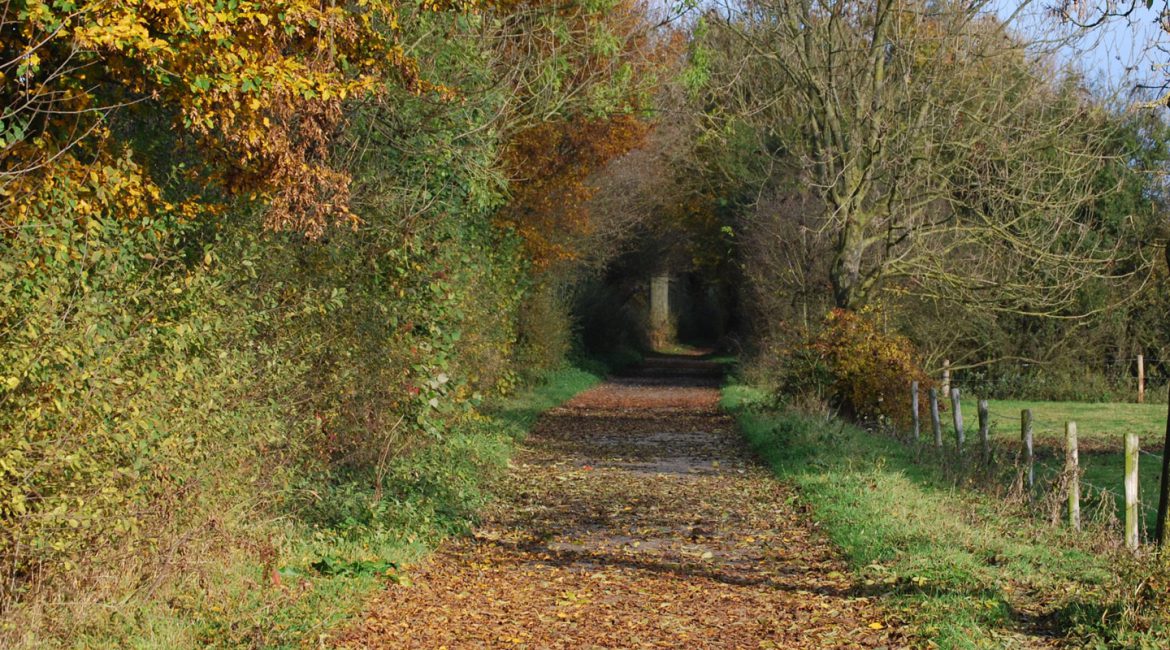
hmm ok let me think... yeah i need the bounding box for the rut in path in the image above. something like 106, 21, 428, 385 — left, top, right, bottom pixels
337, 356, 901, 649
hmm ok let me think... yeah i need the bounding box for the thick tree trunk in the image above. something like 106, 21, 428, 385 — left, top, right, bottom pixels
830, 218, 867, 310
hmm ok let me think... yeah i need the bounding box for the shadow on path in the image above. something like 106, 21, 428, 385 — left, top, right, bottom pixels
336, 356, 903, 649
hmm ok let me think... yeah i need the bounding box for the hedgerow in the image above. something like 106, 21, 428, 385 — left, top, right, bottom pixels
1, 2, 667, 644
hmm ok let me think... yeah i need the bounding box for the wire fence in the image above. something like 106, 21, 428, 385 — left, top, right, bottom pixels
905, 374, 1169, 552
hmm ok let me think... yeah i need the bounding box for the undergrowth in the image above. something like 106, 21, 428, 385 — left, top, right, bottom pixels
33, 365, 604, 649
723, 384, 1170, 649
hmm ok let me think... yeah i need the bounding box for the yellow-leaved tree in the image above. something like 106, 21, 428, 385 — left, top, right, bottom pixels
1, 0, 486, 235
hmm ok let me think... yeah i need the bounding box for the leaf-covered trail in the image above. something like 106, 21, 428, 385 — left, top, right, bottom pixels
336, 357, 903, 648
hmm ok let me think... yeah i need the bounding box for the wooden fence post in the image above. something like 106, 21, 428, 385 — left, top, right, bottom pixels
930, 388, 942, 449
1158, 380, 1170, 547
911, 381, 920, 443
1157, 243, 1170, 545
1138, 354, 1145, 404
950, 388, 964, 455
978, 400, 990, 465
1125, 432, 1140, 551
1067, 421, 1080, 531
1157, 243, 1170, 546
1022, 409, 1034, 492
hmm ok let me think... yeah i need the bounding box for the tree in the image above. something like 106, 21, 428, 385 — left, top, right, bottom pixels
1, 0, 483, 237
693, 0, 1145, 313
490, 0, 679, 268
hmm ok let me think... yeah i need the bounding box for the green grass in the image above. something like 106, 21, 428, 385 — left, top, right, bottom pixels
724, 385, 1138, 649
957, 398, 1169, 535
961, 399, 1166, 447
64, 365, 605, 649
491, 365, 606, 430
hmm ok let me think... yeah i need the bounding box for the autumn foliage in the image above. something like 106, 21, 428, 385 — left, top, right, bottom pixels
501, 114, 651, 266
0, 0, 678, 643
812, 309, 930, 427
2, 0, 480, 237
489, 0, 680, 267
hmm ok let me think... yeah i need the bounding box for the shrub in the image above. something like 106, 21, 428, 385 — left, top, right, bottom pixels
514, 280, 575, 380
0, 207, 308, 640
0, 189, 539, 645
747, 310, 929, 428
814, 308, 931, 425
810, 309, 931, 427
956, 363, 1168, 404
753, 308, 926, 425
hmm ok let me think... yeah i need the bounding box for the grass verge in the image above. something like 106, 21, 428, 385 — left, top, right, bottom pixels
722, 384, 1157, 649
65, 365, 604, 649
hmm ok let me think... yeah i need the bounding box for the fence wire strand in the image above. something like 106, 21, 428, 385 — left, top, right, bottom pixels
908, 379, 1170, 545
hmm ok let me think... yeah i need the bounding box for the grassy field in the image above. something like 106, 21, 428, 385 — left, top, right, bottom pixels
960, 398, 1166, 448
955, 398, 1169, 534
725, 385, 1164, 648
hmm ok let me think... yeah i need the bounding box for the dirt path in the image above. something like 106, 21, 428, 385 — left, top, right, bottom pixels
336, 357, 903, 649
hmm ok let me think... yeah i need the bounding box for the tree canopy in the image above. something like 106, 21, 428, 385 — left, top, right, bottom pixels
3, 0, 1170, 644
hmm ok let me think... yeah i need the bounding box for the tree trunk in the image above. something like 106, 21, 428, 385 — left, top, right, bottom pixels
649, 274, 673, 348
830, 217, 867, 309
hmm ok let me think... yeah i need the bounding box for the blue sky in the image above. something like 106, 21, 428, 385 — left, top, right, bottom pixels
997, 0, 1168, 99
1073, 4, 1165, 95
679, 0, 1169, 101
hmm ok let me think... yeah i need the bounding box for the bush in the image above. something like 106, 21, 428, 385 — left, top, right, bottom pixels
956, 363, 1168, 404
754, 309, 929, 428
0, 190, 540, 645
0, 207, 308, 640
811, 309, 931, 427
514, 281, 575, 380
